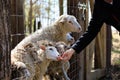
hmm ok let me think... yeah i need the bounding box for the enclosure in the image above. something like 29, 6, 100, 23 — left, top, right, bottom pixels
0, 0, 113, 80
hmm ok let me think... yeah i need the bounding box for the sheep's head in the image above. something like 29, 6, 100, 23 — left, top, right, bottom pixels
39, 45, 60, 61
37, 40, 60, 61
66, 33, 75, 45
55, 41, 69, 55
56, 14, 82, 33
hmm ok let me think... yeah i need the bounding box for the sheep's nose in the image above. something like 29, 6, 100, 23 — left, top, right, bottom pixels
70, 38, 74, 41
78, 27, 82, 32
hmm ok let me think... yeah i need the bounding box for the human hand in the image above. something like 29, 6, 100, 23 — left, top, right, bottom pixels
61, 48, 75, 62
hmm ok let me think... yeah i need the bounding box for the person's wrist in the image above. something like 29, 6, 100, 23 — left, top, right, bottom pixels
69, 48, 75, 54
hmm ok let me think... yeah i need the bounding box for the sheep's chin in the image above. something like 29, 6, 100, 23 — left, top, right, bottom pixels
46, 56, 58, 61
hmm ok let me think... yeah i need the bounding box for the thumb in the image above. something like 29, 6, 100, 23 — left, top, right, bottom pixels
61, 52, 68, 58
57, 56, 63, 61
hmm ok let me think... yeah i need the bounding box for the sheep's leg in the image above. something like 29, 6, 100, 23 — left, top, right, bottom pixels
22, 68, 31, 79
11, 61, 31, 80
61, 62, 70, 80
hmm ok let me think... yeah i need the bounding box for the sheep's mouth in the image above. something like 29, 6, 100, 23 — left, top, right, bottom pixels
57, 56, 63, 61
46, 56, 61, 61
76, 27, 82, 33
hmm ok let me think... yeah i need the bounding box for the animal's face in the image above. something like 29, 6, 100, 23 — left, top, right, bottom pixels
58, 15, 82, 33
45, 46, 60, 61
38, 45, 60, 61
55, 42, 69, 54
37, 40, 60, 61
67, 15, 82, 33
66, 33, 75, 44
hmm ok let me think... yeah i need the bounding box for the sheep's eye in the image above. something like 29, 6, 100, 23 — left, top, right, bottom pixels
49, 48, 53, 51
64, 45, 68, 49
68, 21, 73, 24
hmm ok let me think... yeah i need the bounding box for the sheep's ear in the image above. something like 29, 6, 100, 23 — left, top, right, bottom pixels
59, 17, 67, 23
40, 45, 46, 51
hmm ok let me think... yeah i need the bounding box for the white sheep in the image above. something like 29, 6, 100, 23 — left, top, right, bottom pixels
33, 40, 61, 80
15, 14, 81, 49
12, 14, 81, 80
11, 44, 37, 80
11, 40, 60, 80
45, 41, 70, 80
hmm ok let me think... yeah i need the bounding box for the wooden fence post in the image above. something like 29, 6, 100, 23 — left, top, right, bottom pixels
0, 0, 11, 79
10, 0, 25, 49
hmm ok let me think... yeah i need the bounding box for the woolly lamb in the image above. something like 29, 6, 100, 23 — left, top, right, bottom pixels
15, 14, 81, 49
45, 41, 70, 80
32, 40, 61, 80
11, 40, 60, 80
11, 43, 38, 80
11, 14, 81, 80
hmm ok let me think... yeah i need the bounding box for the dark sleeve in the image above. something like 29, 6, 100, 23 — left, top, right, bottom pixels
71, 1, 104, 53
113, 0, 120, 9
